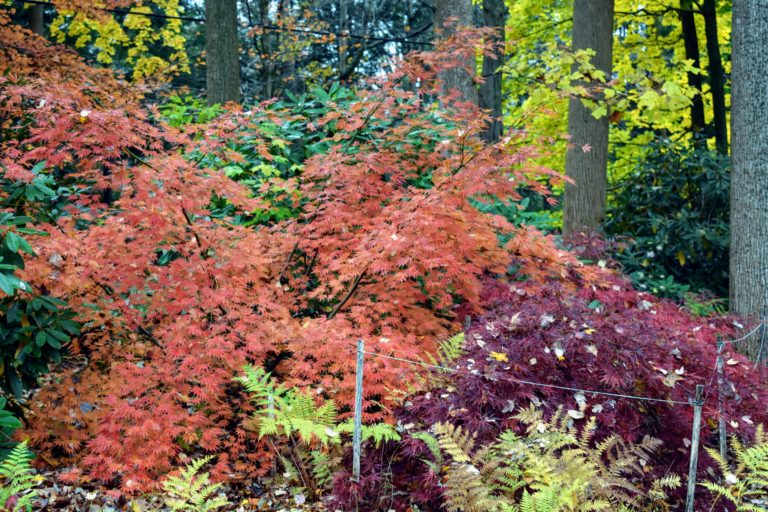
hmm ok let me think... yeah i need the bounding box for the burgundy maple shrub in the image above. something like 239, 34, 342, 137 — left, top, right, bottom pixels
332, 256, 768, 510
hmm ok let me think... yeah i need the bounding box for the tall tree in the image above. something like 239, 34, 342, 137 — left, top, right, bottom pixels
702, 0, 728, 155
205, 0, 241, 105
479, 0, 507, 142
28, 4, 45, 36
562, 0, 615, 237
730, 0, 768, 358
679, 0, 706, 137
434, 0, 478, 105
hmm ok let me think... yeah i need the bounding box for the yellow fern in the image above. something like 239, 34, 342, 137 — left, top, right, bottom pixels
420, 406, 679, 512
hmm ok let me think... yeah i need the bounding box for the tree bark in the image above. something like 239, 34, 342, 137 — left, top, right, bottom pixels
479, 0, 506, 142
730, 0, 768, 359
29, 4, 45, 36
434, 0, 478, 105
205, 0, 241, 105
679, 0, 706, 137
562, 0, 614, 237
702, 0, 728, 155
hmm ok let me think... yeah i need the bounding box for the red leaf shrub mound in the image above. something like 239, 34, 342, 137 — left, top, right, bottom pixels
382, 275, 765, 506
407, 276, 766, 438
332, 266, 766, 510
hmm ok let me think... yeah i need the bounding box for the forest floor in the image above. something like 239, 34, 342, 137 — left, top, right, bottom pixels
32, 469, 328, 511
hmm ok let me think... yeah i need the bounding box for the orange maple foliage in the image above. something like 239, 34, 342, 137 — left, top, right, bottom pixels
1, 19, 569, 491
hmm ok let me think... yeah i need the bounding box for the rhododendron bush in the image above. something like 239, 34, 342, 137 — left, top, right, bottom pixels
0, 19, 565, 491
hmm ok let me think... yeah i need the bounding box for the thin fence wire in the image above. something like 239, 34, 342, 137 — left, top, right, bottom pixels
722, 322, 765, 345
360, 349, 691, 406
358, 322, 768, 407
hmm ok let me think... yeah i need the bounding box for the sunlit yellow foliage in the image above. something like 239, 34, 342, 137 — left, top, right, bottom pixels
504, 0, 731, 183
50, 0, 188, 81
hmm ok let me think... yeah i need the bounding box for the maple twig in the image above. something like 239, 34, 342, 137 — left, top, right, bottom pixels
304, 249, 318, 276
278, 242, 299, 284
181, 207, 204, 249
91, 279, 163, 348
137, 326, 163, 348
327, 269, 367, 319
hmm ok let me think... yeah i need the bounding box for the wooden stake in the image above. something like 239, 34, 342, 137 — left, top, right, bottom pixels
352, 338, 365, 482
685, 384, 705, 512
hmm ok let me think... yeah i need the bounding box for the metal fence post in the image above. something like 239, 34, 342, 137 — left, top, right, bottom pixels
716, 336, 728, 464
352, 338, 365, 482
685, 384, 705, 512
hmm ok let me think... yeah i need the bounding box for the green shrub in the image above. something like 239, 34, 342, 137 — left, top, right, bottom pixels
0, 398, 22, 457
0, 161, 77, 508
606, 140, 729, 300
0, 164, 80, 396
158, 95, 223, 128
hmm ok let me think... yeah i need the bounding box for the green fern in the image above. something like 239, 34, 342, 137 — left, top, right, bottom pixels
702, 425, 768, 511
0, 441, 37, 512
438, 332, 466, 365
336, 420, 400, 447
162, 456, 229, 512
411, 431, 443, 473
237, 365, 339, 445
310, 450, 334, 489
235, 365, 399, 498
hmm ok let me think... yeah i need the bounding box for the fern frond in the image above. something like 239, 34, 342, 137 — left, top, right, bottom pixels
0, 441, 37, 512
438, 332, 466, 365
433, 423, 475, 463
162, 456, 229, 512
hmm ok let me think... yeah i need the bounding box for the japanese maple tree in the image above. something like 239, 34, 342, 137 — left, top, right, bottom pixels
1, 17, 560, 491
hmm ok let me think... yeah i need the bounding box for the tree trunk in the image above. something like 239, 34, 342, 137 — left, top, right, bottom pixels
562, 0, 614, 237
29, 4, 45, 36
434, 0, 478, 105
679, 0, 706, 137
730, 0, 768, 359
479, 0, 506, 142
702, 0, 728, 155
205, 0, 241, 105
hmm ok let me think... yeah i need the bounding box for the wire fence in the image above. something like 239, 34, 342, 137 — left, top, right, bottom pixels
351, 315, 768, 512
359, 349, 691, 405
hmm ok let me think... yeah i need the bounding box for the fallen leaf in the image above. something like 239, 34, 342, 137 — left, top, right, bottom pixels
489, 352, 508, 362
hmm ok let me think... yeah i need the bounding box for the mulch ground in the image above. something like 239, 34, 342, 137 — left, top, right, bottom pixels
30, 470, 331, 512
